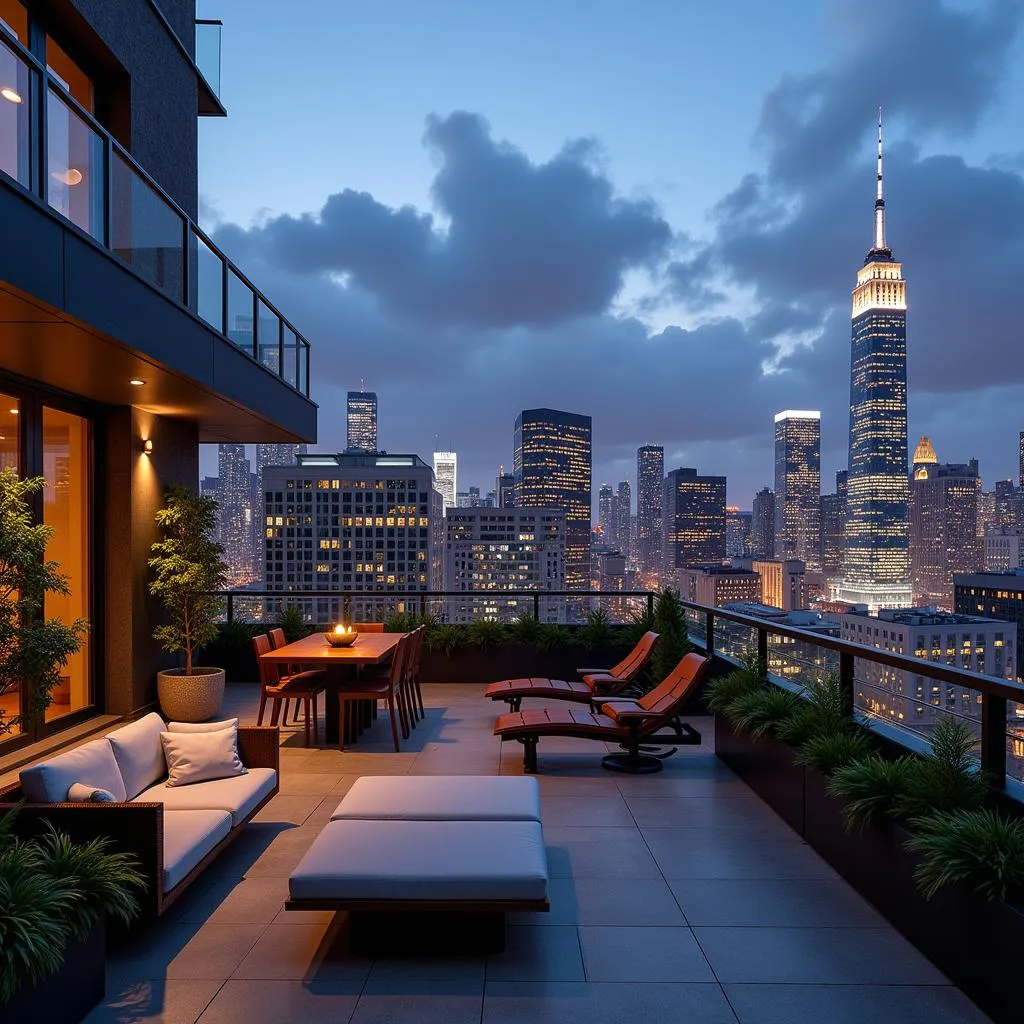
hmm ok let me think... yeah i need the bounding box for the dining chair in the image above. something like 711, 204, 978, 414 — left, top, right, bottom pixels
334, 631, 410, 752
252, 633, 326, 747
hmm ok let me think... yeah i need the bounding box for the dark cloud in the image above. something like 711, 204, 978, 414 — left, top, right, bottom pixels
215, 112, 671, 330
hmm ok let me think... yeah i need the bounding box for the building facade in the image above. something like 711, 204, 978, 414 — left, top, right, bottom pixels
954, 572, 1024, 683
496, 471, 515, 508
820, 470, 848, 578
0, 2, 315, 755
680, 565, 760, 609
985, 528, 1024, 571
726, 507, 752, 559
598, 483, 616, 547
834, 116, 912, 611
908, 438, 981, 611
345, 391, 378, 452
263, 453, 443, 625
444, 508, 565, 623
751, 486, 776, 559
432, 451, 457, 512
774, 410, 821, 571
615, 480, 631, 565
841, 607, 1015, 726
513, 408, 592, 590
636, 445, 664, 579
662, 468, 727, 588
753, 558, 809, 612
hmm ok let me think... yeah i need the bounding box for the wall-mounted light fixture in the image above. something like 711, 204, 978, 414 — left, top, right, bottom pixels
142, 439, 153, 455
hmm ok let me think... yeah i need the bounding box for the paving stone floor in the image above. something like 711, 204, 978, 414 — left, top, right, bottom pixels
85, 683, 992, 1024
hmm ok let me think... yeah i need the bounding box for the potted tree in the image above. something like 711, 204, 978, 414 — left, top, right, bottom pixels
149, 485, 229, 722
0, 468, 89, 737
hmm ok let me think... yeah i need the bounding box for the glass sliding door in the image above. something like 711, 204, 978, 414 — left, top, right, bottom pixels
42, 405, 91, 721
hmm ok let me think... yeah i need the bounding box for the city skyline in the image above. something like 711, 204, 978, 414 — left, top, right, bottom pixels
196, 0, 1024, 503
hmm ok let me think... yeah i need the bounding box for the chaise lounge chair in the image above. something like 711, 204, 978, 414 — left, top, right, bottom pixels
494, 652, 709, 774
484, 631, 660, 711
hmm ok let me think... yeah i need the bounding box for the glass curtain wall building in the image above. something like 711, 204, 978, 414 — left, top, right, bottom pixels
833, 114, 912, 610
513, 408, 592, 590
433, 451, 457, 512
637, 445, 664, 579
662, 468, 727, 589
346, 391, 378, 452
774, 410, 821, 571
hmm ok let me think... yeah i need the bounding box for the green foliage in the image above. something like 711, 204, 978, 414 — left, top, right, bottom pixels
905, 810, 1024, 903
148, 485, 228, 675
508, 613, 541, 645
535, 623, 571, 653
424, 623, 467, 656
276, 605, 312, 644
0, 809, 146, 1005
0, 469, 89, 735
795, 729, 875, 776
896, 717, 989, 820
775, 673, 853, 747
579, 609, 615, 650
383, 611, 419, 634
706, 651, 766, 715
828, 754, 918, 831
467, 618, 508, 649
620, 605, 655, 651
728, 686, 806, 738
650, 588, 690, 682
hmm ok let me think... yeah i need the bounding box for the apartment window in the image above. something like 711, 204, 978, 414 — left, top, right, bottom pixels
0, 24, 30, 187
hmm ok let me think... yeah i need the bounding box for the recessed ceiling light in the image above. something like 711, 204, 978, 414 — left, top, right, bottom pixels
9, 408, 18, 415
1, 86, 22, 104
129, 378, 146, 386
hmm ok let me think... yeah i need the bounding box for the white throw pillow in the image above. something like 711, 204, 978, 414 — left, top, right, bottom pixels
19, 738, 128, 803
166, 718, 240, 734
67, 783, 118, 803
107, 712, 168, 799
160, 728, 247, 788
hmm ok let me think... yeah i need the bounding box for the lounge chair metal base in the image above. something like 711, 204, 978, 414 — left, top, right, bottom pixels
601, 752, 664, 774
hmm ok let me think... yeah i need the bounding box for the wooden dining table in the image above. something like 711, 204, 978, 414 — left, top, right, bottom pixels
259, 632, 402, 746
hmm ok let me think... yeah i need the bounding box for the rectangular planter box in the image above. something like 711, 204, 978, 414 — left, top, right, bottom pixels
2, 918, 105, 1024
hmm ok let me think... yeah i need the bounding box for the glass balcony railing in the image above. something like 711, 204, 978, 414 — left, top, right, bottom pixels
195, 20, 223, 101
0, 30, 311, 397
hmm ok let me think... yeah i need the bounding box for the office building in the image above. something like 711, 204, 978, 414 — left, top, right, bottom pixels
833, 116, 912, 610
774, 410, 821, 570
346, 391, 378, 452
496, 471, 515, 507
820, 470, 848, 578
751, 487, 776, 559
218, 443, 258, 585
753, 558, 809, 612
598, 483, 616, 547
1020, 431, 1024, 489
637, 445, 664, 578
662, 468, 727, 588
616, 481, 632, 564
841, 607, 1015, 724
726, 507, 752, 558
255, 443, 306, 579
985, 528, 1024, 571
513, 408, 592, 590
909, 438, 981, 611
0, 3, 315, 748
598, 550, 629, 620
680, 565, 760, 608
444, 508, 565, 623
433, 451, 458, 512
263, 453, 442, 625
955, 572, 1024, 683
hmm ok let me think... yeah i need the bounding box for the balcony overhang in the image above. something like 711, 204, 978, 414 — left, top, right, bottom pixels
0, 184, 316, 443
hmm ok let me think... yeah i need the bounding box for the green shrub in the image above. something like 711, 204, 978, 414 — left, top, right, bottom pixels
620, 605, 655, 651
650, 588, 690, 682
535, 623, 570, 653
383, 611, 419, 634
276, 604, 312, 644
905, 809, 1024, 903
896, 718, 989, 820
728, 686, 806, 738
579, 609, 615, 650
705, 651, 766, 715
828, 754, 917, 831
467, 619, 508, 649
776, 673, 852, 746
425, 623, 467, 656
508, 613, 541, 645
795, 730, 874, 776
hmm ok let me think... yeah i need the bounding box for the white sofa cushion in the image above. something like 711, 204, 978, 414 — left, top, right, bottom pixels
162, 809, 232, 892
167, 718, 240, 734
289, 819, 549, 902
107, 712, 167, 799
133, 767, 276, 827
20, 738, 127, 804
331, 775, 542, 823
160, 728, 247, 787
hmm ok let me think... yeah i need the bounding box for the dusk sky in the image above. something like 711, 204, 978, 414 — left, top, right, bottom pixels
196, 0, 1024, 509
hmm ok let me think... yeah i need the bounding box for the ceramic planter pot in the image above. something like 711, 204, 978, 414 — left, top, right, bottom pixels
157, 667, 225, 722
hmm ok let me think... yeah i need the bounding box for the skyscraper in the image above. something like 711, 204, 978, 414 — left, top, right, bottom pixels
1019, 432, 1024, 489
598, 483, 616, 547
820, 470, 848, 578
909, 437, 981, 610
834, 113, 912, 610
637, 445, 664, 578
433, 451, 458, 511
662, 468, 727, 588
255, 443, 306, 581
217, 443, 256, 586
513, 408, 592, 590
615, 481, 632, 563
346, 391, 378, 452
774, 410, 822, 571
751, 487, 776, 559
496, 471, 515, 507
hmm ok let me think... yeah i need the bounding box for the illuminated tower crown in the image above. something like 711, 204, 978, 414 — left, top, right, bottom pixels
912, 435, 937, 466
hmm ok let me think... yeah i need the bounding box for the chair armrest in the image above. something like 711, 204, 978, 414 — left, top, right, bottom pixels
576, 667, 610, 677
601, 704, 653, 723
237, 726, 280, 773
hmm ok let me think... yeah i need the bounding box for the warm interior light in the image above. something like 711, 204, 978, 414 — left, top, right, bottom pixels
0, 86, 22, 104
142, 439, 153, 455
9, 408, 18, 415
50, 168, 83, 186
129, 378, 146, 386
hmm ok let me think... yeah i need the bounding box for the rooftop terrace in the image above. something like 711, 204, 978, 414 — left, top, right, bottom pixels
80, 682, 990, 1024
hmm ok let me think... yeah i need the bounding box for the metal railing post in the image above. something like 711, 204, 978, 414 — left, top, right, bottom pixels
533, 592, 540, 620
839, 651, 855, 705
757, 627, 768, 673
418, 593, 426, 619
647, 591, 654, 619
705, 611, 715, 657
982, 693, 1007, 790
226, 592, 234, 624
343, 594, 351, 623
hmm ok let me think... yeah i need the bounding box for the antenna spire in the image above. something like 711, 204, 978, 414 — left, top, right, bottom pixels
873, 107, 886, 252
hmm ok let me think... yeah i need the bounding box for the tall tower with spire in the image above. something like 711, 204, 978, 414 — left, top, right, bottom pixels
833, 111, 912, 611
